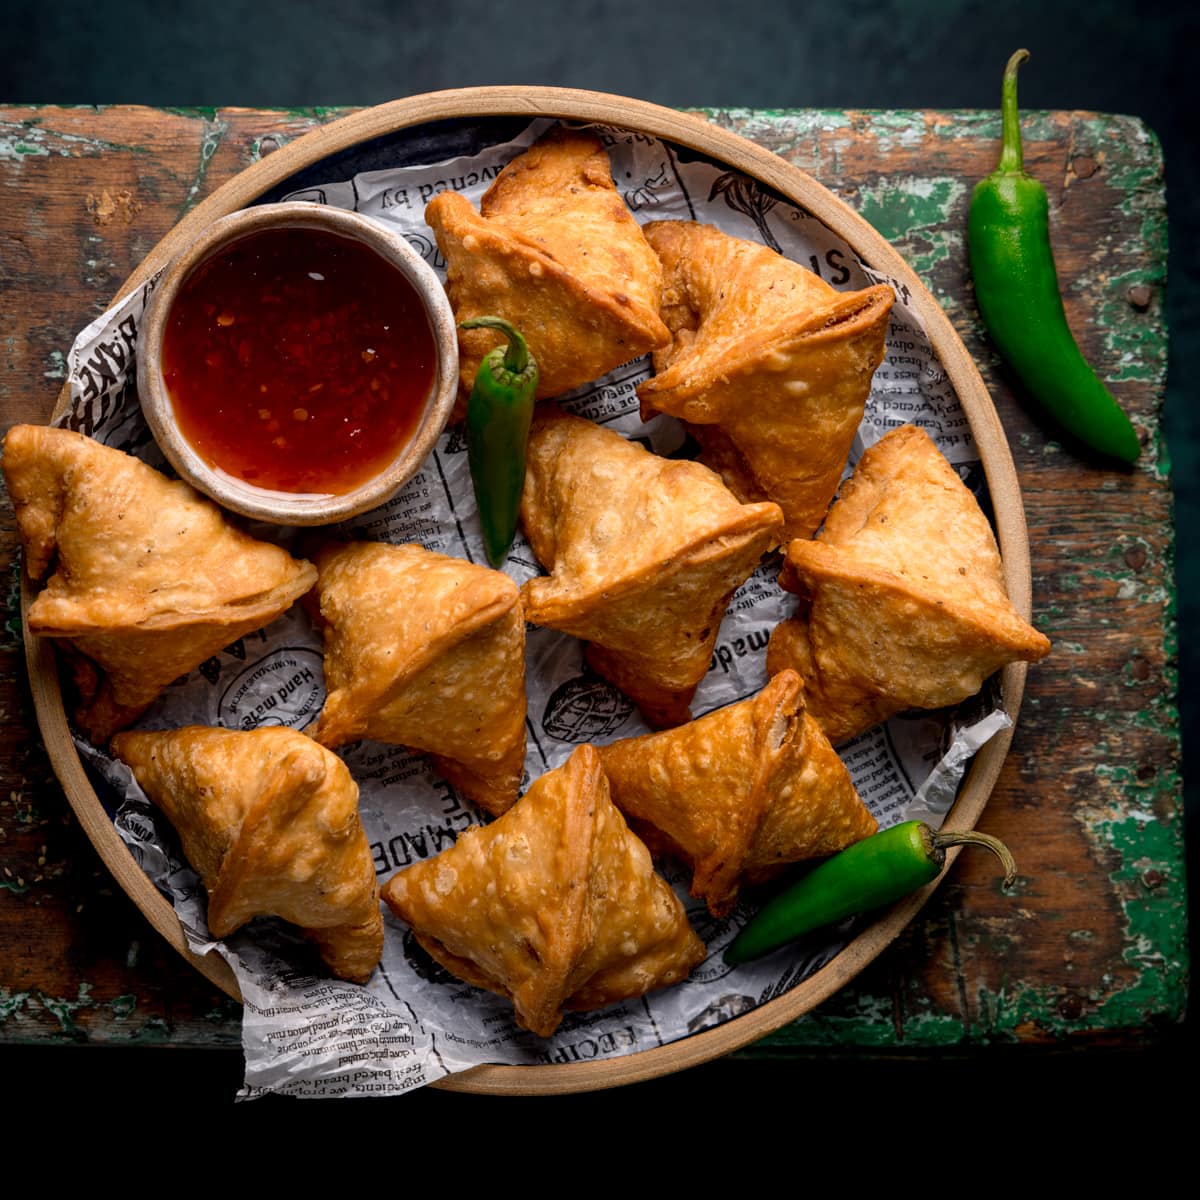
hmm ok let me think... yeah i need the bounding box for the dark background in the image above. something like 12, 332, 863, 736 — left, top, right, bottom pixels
2, 0, 1193, 1129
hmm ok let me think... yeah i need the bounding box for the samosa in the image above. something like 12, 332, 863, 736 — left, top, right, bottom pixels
2, 424, 316, 741
307, 540, 527, 815
381, 744, 705, 1037
598, 669, 876, 914
519, 408, 783, 727
111, 725, 384, 983
767, 424, 1052, 742
425, 126, 670, 407
637, 219, 895, 542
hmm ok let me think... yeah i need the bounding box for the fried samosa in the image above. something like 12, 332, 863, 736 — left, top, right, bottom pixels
2, 424, 317, 742
425, 126, 670, 407
111, 726, 384, 983
381, 744, 705, 1037
307, 540, 526, 815
637, 219, 895, 542
766, 424, 1052, 742
520, 408, 784, 727
597, 669, 876, 915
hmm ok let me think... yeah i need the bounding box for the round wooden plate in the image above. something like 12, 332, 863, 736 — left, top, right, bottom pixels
28, 87, 1034, 1096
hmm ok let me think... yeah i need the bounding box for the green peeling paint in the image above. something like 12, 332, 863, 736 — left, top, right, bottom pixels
180, 116, 229, 214
5, 558, 23, 646
42, 349, 66, 382
854, 177, 966, 245
0, 989, 31, 1023
700, 107, 853, 138
37, 984, 95, 1037
0, 139, 50, 158
251, 134, 287, 162
0, 118, 151, 159
110, 994, 137, 1019
161, 106, 220, 120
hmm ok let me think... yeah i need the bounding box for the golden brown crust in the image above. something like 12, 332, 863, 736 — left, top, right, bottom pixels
519, 408, 783, 726
597, 670, 875, 914
766, 424, 1052, 742
1, 424, 317, 741
308, 540, 526, 815
110, 726, 383, 983
425, 127, 670, 408
380, 744, 705, 1037
637, 219, 894, 542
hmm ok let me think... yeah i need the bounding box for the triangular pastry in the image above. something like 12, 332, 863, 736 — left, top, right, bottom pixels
520, 408, 784, 727
2, 424, 317, 742
110, 726, 384, 983
307, 540, 526, 815
597, 670, 876, 915
425, 126, 670, 407
380, 744, 705, 1037
766, 424, 1052, 742
637, 219, 895, 542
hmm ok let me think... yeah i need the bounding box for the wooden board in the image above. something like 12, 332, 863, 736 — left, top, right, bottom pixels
0, 100, 1182, 1076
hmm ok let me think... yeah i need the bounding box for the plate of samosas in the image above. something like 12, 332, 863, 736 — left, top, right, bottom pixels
10, 89, 1049, 1097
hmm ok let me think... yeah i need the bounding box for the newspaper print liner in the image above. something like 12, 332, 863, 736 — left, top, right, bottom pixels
61, 117, 1009, 1098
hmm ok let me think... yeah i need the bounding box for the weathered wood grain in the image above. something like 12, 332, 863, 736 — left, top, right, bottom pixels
0, 104, 1181, 1052
707, 107, 1180, 1049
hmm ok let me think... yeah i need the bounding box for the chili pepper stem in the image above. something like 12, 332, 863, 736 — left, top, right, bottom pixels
998, 49, 1030, 174
930, 828, 1017, 888
460, 315, 530, 376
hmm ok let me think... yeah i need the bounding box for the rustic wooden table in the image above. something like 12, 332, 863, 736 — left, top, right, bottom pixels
0, 105, 1184, 1073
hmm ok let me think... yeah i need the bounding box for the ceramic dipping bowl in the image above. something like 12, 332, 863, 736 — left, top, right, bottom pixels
137, 201, 458, 525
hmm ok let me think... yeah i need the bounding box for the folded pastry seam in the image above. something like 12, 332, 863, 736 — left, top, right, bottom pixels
636, 219, 895, 543
518, 407, 783, 727
425, 126, 670, 410
766, 423, 1052, 744
598, 668, 877, 915
2, 423, 317, 742
380, 744, 705, 1038
110, 725, 384, 985
307, 539, 527, 816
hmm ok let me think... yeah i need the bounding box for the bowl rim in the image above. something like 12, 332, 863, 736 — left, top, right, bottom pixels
136, 200, 460, 525
36, 86, 1034, 1096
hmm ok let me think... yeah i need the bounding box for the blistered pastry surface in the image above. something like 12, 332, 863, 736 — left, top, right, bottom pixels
426, 128, 669, 405
768, 425, 1051, 742
638, 220, 894, 541
111, 726, 383, 983
309, 540, 527, 814
381, 745, 704, 1037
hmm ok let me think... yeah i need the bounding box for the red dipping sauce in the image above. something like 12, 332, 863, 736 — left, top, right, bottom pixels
161, 225, 436, 495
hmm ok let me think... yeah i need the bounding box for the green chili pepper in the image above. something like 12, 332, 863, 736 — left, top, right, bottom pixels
461, 316, 538, 568
967, 49, 1140, 464
723, 819, 1016, 965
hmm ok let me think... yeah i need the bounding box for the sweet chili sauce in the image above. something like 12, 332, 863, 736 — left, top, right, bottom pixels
161, 225, 436, 495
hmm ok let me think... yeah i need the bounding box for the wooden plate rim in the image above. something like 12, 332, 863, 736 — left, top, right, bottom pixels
31, 86, 1032, 1095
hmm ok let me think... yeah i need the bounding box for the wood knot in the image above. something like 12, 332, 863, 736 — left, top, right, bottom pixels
1126, 284, 1153, 310
1124, 544, 1148, 571
1057, 993, 1084, 1020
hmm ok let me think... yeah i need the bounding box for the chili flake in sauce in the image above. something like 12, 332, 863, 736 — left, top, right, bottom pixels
162, 225, 436, 495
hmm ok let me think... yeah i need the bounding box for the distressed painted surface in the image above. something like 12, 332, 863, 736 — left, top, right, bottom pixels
705, 106, 1181, 1053
0, 106, 1181, 1053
